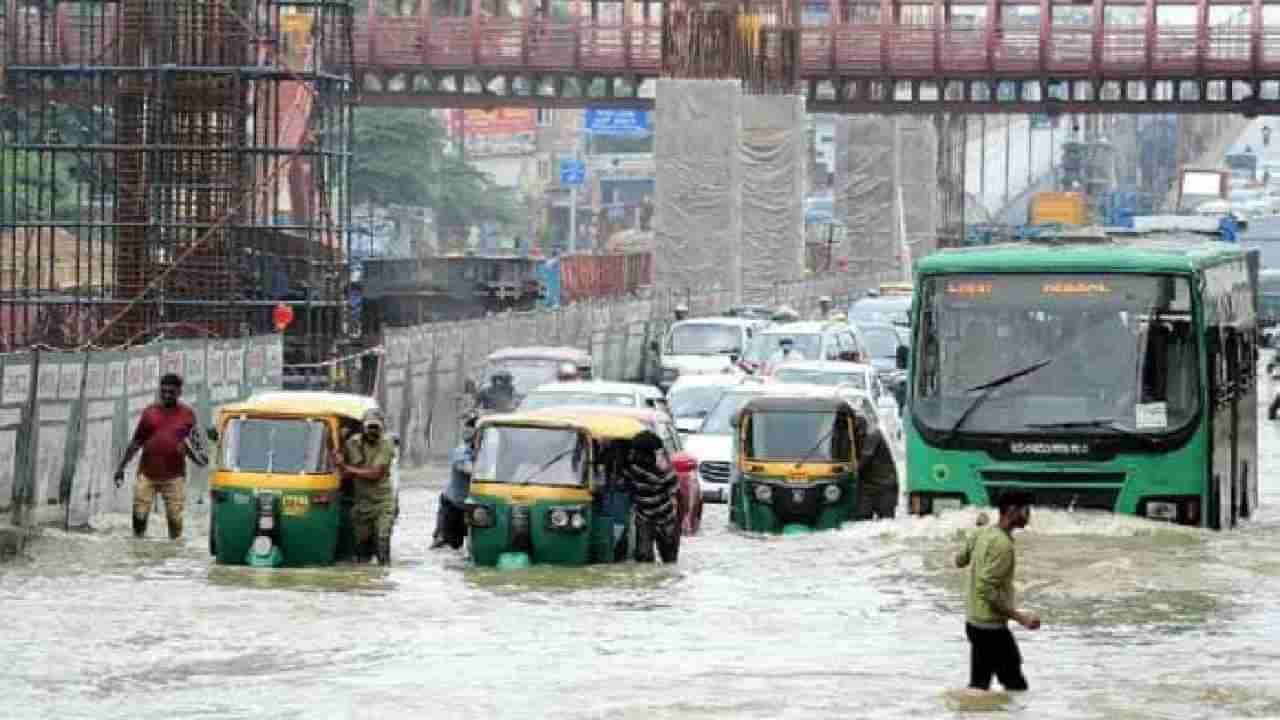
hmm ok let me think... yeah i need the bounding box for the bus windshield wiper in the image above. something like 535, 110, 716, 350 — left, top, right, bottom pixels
515, 446, 577, 484
945, 359, 1053, 441
1024, 418, 1157, 443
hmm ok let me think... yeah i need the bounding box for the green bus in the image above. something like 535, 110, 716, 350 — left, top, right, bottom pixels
905, 238, 1258, 529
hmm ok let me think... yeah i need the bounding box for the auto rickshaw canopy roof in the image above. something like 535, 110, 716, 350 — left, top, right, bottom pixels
739, 395, 855, 414
478, 406, 652, 439
217, 391, 381, 423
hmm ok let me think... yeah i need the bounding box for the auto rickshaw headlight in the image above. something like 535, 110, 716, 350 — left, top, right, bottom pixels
823, 484, 842, 503
550, 509, 570, 528
546, 505, 588, 532
570, 512, 587, 530
753, 484, 773, 503
467, 504, 495, 528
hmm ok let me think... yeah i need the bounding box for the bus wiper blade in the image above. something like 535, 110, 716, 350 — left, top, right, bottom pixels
946, 359, 1053, 441
515, 446, 576, 485
1025, 418, 1156, 442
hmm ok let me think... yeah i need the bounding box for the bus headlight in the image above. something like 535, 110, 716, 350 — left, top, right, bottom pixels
1146, 501, 1177, 521
822, 484, 842, 503
754, 484, 773, 503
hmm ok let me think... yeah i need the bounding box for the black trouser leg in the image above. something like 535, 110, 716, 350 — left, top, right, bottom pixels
132, 513, 148, 538
966, 624, 1027, 691
1270, 394, 1280, 420
656, 521, 680, 563
634, 520, 656, 562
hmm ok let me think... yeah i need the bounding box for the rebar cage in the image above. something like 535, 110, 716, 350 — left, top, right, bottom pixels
0, 0, 353, 363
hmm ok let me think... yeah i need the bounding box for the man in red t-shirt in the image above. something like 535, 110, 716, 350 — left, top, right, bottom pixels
114, 373, 206, 539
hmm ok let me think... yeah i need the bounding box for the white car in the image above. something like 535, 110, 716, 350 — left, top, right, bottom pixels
655, 317, 764, 390
518, 380, 668, 414
770, 360, 903, 456
666, 373, 750, 434
684, 380, 836, 502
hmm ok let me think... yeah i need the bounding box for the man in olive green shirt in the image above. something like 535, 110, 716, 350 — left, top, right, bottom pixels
336, 410, 398, 565
955, 490, 1041, 691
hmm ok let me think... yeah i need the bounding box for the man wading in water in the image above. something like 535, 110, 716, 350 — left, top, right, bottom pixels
955, 490, 1040, 692
114, 374, 206, 540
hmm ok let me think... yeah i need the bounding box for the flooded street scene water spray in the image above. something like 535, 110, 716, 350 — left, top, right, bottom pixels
5, 0, 1280, 718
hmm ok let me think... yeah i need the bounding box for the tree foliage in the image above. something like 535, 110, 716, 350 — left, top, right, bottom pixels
350, 107, 518, 230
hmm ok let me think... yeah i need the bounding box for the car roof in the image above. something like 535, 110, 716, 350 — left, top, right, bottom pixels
668, 373, 749, 390
528, 380, 661, 398
757, 321, 844, 335
670, 317, 763, 329
723, 381, 835, 398
486, 346, 591, 362
771, 360, 875, 374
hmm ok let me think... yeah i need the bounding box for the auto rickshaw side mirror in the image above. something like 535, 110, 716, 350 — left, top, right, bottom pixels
671, 450, 698, 474
896, 345, 909, 370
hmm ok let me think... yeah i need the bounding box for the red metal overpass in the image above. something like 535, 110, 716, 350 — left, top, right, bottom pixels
5, 2, 1280, 112
350, 1, 1280, 113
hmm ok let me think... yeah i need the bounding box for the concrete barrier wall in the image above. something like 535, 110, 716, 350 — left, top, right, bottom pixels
378, 268, 901, 467
2, 335, 283, 532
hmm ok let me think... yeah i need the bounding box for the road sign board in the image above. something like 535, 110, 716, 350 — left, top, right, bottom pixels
559, 159, 585, 186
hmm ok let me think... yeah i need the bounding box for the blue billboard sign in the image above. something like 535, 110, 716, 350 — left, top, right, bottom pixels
583, 109, 652, 136
559, 159, 585, 186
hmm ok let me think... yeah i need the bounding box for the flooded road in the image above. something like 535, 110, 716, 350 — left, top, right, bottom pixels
7, 386, 1280, 719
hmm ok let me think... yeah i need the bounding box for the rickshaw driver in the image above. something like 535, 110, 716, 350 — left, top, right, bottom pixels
334, 409, 397, 564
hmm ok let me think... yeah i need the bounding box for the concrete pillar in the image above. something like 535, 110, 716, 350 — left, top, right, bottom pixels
654, 80, 810, 302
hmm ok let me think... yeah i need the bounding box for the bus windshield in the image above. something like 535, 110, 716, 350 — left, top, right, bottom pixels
912, 273, 1199, 436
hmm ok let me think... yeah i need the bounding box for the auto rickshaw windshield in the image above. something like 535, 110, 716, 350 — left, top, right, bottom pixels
746, 411, 850, 461
221, 418, 331, 474
474, 426, 587, 486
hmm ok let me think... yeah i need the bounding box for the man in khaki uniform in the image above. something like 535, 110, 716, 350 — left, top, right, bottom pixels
335, 410, 397, 565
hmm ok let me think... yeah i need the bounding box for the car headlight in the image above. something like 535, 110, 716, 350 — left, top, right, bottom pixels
823, 484, 842, 503
753, 484, 773, 502
550, 508, 569, 528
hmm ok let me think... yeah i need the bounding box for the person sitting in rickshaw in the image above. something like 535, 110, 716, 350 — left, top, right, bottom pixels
620, 431, 680, 563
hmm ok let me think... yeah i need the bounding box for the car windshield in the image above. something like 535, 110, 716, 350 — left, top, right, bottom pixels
520, 392, 636, 409
860, 326, 901, 358
744, 411, 850, 461
849, 298, 911, 326
484, 360, 562, 395
221, 418, 330, 474
701, 391, 763, 434
743, 333, 823, 363
473, 426, 585, 486
668, 383, 733, 419
772, 367, 867, 390
913, 273, 1199, 435
667, 323, 744, 355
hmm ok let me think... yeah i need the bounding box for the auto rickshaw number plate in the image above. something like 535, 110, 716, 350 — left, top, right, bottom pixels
282, 495, 309, 516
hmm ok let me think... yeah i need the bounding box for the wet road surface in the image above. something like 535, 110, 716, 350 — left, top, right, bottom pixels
6, 375, 1280, 719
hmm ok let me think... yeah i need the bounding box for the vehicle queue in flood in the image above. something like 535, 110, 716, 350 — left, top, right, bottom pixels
186, 236, 1265, 570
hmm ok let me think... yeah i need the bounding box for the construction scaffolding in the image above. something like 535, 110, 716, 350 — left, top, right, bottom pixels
0, 0, 353, 363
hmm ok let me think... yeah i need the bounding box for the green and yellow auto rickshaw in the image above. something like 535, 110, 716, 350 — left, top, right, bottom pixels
464, 407, 694, 569
728, 395, 862, 534
209, 391, 399, 567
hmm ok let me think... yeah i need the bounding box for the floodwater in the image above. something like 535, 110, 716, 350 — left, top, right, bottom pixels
6, 386, 1280, 719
